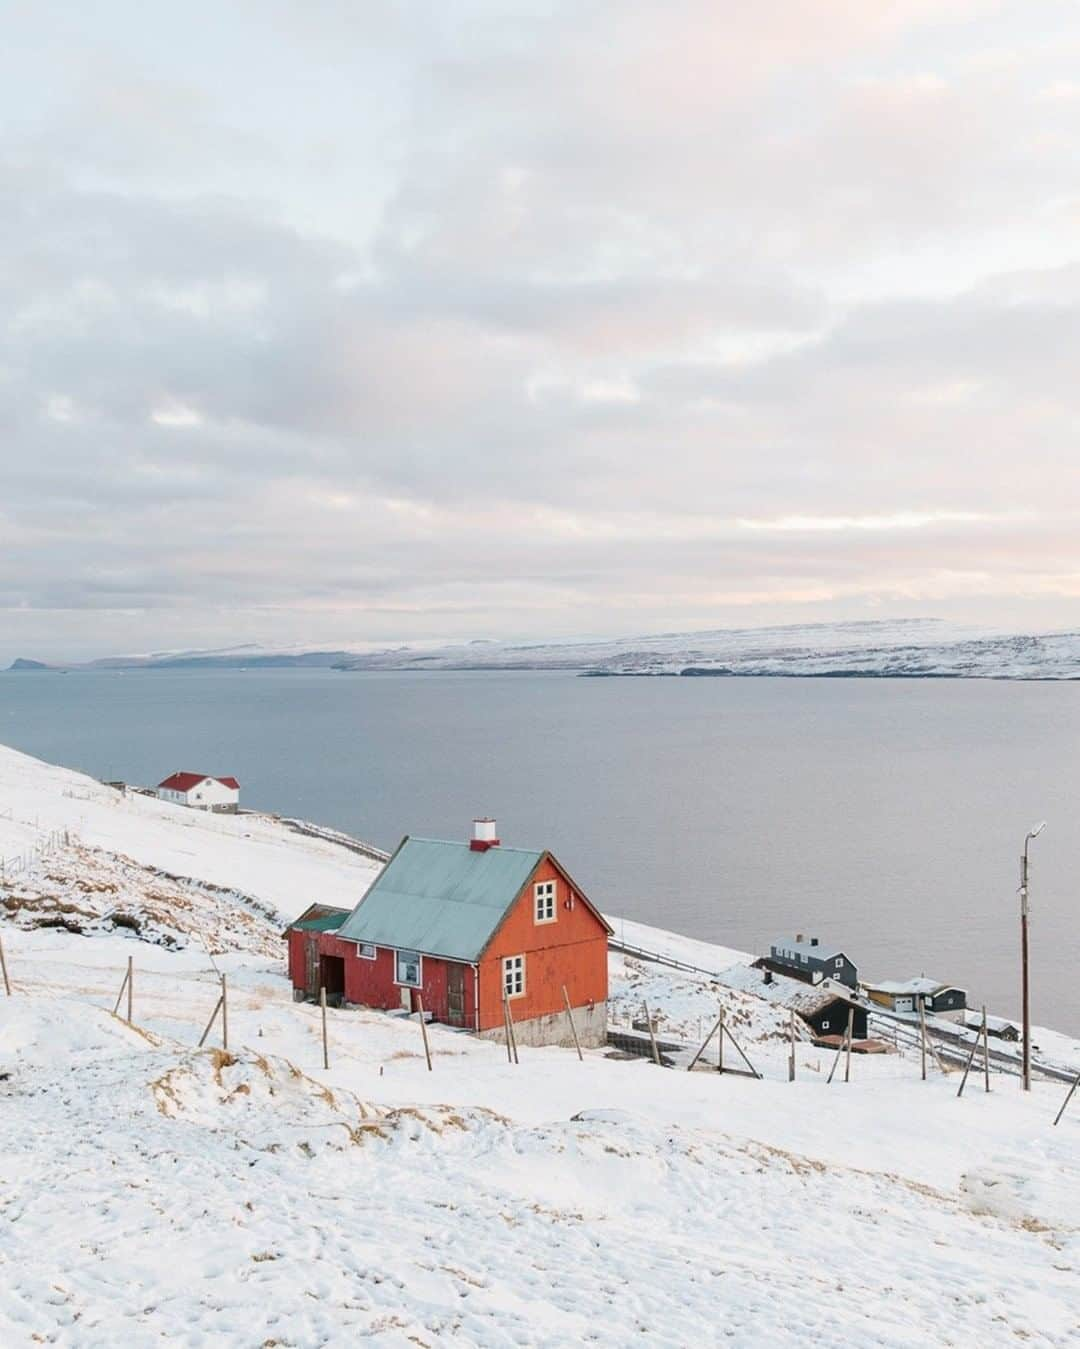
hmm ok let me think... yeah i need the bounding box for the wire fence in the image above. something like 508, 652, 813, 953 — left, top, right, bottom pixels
2, 917, 1078, 1121
0, 827, 74, 884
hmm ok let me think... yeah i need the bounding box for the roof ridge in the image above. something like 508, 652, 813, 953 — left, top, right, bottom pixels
334, 834, 549, 961
406, 837, 543, 856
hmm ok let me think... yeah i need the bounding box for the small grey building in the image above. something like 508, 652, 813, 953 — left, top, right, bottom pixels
765, 936, 858, 989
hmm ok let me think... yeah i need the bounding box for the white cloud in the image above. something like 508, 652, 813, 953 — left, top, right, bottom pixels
4, 0, 1080, 659
150, 403, 203, 428
735, 511, 1003, 533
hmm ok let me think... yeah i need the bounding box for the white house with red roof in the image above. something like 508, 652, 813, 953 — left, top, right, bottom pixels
156, 772, 240, 812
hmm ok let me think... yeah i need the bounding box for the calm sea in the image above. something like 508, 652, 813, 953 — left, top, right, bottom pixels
2, 669, 1077, 1031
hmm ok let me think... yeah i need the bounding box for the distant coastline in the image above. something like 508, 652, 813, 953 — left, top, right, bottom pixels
9, 618, 1080, 681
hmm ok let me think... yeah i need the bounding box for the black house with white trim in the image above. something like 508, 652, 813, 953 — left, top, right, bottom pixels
765, 936, 858, 990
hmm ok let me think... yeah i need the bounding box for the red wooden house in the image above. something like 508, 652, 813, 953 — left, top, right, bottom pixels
286, 820, 611, 1047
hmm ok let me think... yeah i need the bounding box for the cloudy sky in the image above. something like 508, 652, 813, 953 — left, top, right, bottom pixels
4, 1, 1080, 661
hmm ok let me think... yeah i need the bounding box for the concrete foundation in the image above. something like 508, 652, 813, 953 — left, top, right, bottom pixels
478, 1001, 608, 1049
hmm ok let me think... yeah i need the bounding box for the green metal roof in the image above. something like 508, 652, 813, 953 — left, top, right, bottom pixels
292, 911, 350, 933
336, 837, 543, 962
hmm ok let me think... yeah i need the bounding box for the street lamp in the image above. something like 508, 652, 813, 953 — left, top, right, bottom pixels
1020, 821, 1046, 1092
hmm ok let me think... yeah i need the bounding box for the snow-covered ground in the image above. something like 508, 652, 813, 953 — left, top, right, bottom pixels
0, 742, 381, 931
2, 744, 1079, 1346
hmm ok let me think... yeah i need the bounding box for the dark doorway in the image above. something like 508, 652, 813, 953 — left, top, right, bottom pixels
320, 954, 346, 1004
447, 963, 467, 1027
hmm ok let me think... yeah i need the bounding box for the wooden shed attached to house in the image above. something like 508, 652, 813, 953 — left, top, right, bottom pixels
286, 819, 612, 1047
284, 903, 352, 1004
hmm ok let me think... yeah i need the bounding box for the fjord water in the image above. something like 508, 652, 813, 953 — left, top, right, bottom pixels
3, 668, 1078, 1032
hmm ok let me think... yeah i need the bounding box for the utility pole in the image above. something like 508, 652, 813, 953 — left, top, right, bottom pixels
1020, 822, 1046, 1093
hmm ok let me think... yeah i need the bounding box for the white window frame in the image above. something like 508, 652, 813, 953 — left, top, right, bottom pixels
834, 957, 843, 969
355, 942, 377, 960
533, 880, 557, 925
503, 954, 525, 999
394, 949, 422, 988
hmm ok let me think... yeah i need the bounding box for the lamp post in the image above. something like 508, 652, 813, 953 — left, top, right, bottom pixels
1020, 821, 1046, 1093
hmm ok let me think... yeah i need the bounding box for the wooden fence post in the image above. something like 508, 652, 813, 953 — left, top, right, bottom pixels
503, 992, 519, 1064
197, 992, 224, 1047
112, 964, 130, 1017
220, 975, 229, 1051
788, 1009, 796, 1082
919, 1000, 928, 1081
720, 1020, 761, 1080
982, 1007, 991, 1093
843, 1007, 854, 1084
718, 1008, 724, 1073
502, 994, 514, 1063
0, 934, 10, 996
562, 986, 583, 1061
687, 1013, 724, 1072
957, 1023, 980, 1097
642, 1000, 661, 1065
1053, 1069, 1080, 1127
416, 993, 433, 1072
126, 955, 133, 1025
827, 1025, 846, 1085
320, 986, 329, 1070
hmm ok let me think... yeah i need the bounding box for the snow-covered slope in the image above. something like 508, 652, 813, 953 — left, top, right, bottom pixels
2, 744, 1079, 1346
0, 743, 381, 935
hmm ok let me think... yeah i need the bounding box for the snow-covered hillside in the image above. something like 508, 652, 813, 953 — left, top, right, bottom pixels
332, 618, 1080, 678
1, 744, 1079, 1346
0, 742, 381, 940
16, 617, 1080, 678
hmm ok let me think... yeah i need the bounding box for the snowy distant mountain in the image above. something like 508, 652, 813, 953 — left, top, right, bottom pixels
332, 619, 1080, 679
11, 619, 1080, 678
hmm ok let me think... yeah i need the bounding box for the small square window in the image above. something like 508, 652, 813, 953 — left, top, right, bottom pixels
395, 949, 421, 987
534, 880, 556, 923
357, 943, 377, 960
503, 954, 525, 998
834, 957, 843, 968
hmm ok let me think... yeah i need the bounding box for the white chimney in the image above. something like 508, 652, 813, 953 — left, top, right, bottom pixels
471, 818, 500, 851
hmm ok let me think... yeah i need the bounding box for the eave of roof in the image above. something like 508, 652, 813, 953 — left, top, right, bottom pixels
157, 771, 240, 792
865, 977, 956, 996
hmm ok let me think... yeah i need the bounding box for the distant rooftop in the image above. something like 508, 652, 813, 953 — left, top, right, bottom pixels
866, 977, 964, 997
771, 938, 847, 963
158, 771, 240, 792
